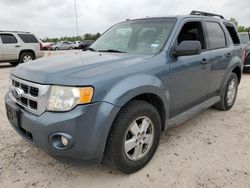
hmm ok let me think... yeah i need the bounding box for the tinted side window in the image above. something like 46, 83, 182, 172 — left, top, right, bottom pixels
205, 22, 226, 49
0, 34, 18, 44
177, 21, 206, 49
224, 23, 240, 45
18, 34, 38, 43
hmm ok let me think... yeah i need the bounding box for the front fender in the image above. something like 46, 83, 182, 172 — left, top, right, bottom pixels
102, 74, 169, 119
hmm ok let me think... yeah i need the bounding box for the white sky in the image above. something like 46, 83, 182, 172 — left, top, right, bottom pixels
0, 0, 249, 39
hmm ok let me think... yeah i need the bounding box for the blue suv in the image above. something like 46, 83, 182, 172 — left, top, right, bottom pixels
5, 11, 244, 173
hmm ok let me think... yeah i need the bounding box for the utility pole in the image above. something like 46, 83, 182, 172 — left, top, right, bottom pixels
74, 0, 79, 36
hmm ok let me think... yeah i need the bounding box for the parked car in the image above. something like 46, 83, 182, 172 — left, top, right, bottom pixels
72, 41, 80, 49
0, 31, 44, 65
5, 11, 244, 174
50, 41, 74, 50
239, 32, 250, 72
40, 41, 52, 51
78, 40, 94, 50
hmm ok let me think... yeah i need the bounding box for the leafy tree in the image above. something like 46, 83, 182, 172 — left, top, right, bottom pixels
230, 17, 238, 28
42, 32, 101, 42
229, 17, 250, 33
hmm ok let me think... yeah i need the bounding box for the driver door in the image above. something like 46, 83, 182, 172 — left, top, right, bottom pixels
169, 20, 211, 117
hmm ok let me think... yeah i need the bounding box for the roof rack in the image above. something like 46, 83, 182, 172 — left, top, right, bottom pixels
190, 10, 224, 19
0, 31, 30, 33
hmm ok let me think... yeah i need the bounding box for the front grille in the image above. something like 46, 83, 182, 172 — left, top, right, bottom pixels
9, 76, 50, 116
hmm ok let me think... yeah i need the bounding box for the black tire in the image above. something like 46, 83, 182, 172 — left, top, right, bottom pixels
19, 52, 35, 64
104, 100, 161, 174
214, 73, 238, 110
55, 47, 59, 51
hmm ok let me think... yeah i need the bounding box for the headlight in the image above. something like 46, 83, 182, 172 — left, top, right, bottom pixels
47, 86, 94, 111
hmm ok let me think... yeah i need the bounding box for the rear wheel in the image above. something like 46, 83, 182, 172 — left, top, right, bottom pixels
19, 52, 35, 63
104, 100, 161, 174
214, 73, 238, 110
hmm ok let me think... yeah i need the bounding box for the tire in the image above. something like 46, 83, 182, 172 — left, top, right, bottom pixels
214, 73, 238, 110
104, 100, 161, 174
19, 52, 35, 63
55, 47, 59, 51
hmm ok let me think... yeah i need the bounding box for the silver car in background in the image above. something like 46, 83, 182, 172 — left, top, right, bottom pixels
50, 41, 74, 50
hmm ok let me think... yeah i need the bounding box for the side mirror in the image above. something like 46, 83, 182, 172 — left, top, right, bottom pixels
173, 41, 202, 57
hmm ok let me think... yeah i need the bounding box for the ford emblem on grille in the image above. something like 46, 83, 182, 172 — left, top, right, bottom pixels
12, 88, 24, 99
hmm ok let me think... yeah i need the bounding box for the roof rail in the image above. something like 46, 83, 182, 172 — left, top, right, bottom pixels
190, 10, 224, 19
0, 31, 30, 33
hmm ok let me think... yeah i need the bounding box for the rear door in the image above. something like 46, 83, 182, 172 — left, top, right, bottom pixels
203, 21, 233, 94
61, 42, 68, 50
0, 34, 20, 61
17, 34, 40, 51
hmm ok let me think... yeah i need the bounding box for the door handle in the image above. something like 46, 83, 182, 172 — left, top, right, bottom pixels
224, 52, 232, 57
200, 58, 208, 65
15, 45, 21, 48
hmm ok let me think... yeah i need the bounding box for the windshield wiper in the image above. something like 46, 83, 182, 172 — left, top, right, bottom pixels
98, 49, 126, 53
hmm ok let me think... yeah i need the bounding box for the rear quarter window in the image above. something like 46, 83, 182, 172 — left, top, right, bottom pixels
205, 21, 227, 49
224, 23, 240, 45
18, 34, 39, 43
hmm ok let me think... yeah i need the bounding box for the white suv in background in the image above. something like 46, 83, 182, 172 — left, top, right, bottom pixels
0, 31, 44, 65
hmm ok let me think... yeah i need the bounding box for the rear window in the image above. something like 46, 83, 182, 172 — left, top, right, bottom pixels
18, 34, 39, 43
0, 34, 18, 44
205, 21, 227, 49
224, 23, 240, 45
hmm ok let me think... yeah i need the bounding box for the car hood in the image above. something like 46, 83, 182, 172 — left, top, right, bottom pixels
11, 51, 154, 85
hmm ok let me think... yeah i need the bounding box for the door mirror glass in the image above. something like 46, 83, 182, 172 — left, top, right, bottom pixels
173, 40, 201, 57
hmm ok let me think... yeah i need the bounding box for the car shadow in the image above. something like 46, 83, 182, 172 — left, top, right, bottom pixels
0, 63, 16, 68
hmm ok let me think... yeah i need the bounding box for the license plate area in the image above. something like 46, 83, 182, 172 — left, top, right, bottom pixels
6, 103, 21, 127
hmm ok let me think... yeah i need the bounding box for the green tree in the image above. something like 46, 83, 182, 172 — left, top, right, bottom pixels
230, 17, 238, 28
229, 17, 250, 33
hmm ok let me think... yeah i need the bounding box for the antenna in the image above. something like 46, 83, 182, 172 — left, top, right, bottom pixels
74, 0, 79, 36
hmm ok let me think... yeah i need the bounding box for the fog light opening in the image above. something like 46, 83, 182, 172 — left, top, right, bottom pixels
49, 133, 74, 150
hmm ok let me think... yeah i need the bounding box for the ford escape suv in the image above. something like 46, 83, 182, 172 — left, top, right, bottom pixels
0, 31, 44, 65
5, 11, 244, 174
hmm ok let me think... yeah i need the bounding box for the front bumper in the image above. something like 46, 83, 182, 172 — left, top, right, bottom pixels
5, 93, 119, 163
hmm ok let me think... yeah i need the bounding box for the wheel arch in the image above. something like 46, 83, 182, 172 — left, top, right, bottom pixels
19, 49, 36, 59
102, 74, 169, 131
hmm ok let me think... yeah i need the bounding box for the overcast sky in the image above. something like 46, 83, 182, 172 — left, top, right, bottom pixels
0, 0, 249, 39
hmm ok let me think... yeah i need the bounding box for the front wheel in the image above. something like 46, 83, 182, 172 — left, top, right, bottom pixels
214, 73, 238, 110
104, 100, 161, 174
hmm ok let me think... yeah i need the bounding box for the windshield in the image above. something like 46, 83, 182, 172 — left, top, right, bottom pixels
91, 18, 176, 54
239, 33, 250, 44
